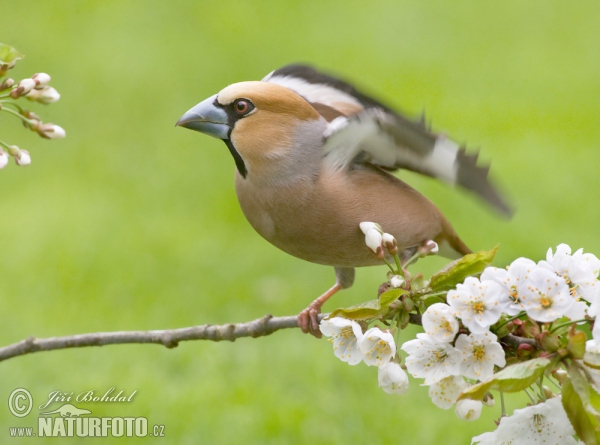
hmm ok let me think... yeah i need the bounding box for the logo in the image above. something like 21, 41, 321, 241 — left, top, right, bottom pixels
40, 403, 91, 417
8, 388, 33, 418
7, 387, 165, 438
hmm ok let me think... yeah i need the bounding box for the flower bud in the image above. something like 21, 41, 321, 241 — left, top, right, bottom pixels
382, 232, 396, 246
382, 232, 398, 255
378, 361, 409, 395
15, 150, 31, 166
0, 151, 8, 169
6, 145, 20, 157
390, 275, 405, 289
553, 369, 567, 384
419, 240, 439, 257
455, 399, 482, 421
32, 72, 51, 88
26, 86, 60, 104
37, 123, 66, 139
359, 221, 382, 235
482, 392, 495, 407
9, 78, 36, 98
516, 343, 535, 359
365, 228, 383, 254
538, 331, 560, 353
0, 78, 14, 91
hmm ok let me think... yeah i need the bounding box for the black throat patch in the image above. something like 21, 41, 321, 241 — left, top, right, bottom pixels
223, 138, 248, 178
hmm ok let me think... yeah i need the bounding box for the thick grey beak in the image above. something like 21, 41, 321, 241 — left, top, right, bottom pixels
176, 94, 230, 139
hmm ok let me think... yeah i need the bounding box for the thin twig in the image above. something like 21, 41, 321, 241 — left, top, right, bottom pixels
501, 333, 537, 348
0, 314, 324, 363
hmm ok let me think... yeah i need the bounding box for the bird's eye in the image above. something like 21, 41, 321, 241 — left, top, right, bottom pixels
234, 99, 254, 115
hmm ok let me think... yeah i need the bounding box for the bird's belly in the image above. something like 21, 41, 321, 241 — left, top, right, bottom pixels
235, 182, 406, 268
234, 166, 448, 267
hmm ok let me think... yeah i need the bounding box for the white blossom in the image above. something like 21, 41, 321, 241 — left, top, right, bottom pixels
378, 361, 409, 395
455, 332, 505, 380
519, 266, 574, 322
402, 333, 461, 385
359, 327, 396, 367
428, 375, 469, 409
540, 243, 600, 303
319, 317, 364, 365
481, 258, 536, 315
471, 431, 501, 445
588, 285, 600, 318
455, 399, 482, 421
585, 339, 600, 368
422, 303, 459, 343
447, 277, 504, 334
472, 397, 578, 445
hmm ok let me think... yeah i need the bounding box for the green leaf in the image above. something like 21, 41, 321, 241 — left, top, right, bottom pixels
327, 289, 407, 321
570, 364, 600, 416
567, 329, 587, 360
0, 43, 24, 65
380, 288, 407, 307
429, 245, 498, 292
458, 357, 551, 401
562, 376, 600, 445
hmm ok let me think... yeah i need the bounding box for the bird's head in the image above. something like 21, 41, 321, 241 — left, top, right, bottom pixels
177, 81, 324, 179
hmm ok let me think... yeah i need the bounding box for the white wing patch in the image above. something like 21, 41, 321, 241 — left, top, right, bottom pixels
424, 137, 459, 183
322, 110, 461, 185
263, 75, 363, 111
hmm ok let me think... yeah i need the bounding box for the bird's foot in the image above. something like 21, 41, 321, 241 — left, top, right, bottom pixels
298, 304, 323, 338
297, 283, 342, 338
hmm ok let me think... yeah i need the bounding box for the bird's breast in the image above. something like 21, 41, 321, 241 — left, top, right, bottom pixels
234, 166, 446, 268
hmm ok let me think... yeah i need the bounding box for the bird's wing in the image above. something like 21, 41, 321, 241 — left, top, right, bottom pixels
263, 64, 512, 216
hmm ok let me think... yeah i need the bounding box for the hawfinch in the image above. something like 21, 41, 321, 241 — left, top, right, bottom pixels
177, 64, 510, 337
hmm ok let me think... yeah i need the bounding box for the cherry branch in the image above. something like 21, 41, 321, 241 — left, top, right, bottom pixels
0, 311, 537, 364
0, 314, 323, 363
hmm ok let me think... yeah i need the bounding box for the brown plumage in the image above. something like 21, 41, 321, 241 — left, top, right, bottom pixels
177, 65, 508, 337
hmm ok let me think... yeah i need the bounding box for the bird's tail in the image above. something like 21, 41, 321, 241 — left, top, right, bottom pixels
435, 219, 472, 260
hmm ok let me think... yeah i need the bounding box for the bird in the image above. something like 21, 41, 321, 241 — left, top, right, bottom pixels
176, 64, 511, 337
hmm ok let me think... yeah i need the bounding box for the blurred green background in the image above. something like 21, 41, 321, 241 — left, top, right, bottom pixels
1, 1, 599, 443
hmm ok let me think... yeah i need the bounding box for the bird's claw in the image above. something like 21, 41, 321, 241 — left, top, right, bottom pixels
298, 304, 322, 338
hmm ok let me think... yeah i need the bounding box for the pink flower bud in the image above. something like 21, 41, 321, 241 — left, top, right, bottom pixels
38, 123, 66, 139
15, 150, 31, 166
32, 72, 51, 88
26, 86, 60, 104
17, 78, 36, 94
419, 240, 439, 257
0, 78, 14, 91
